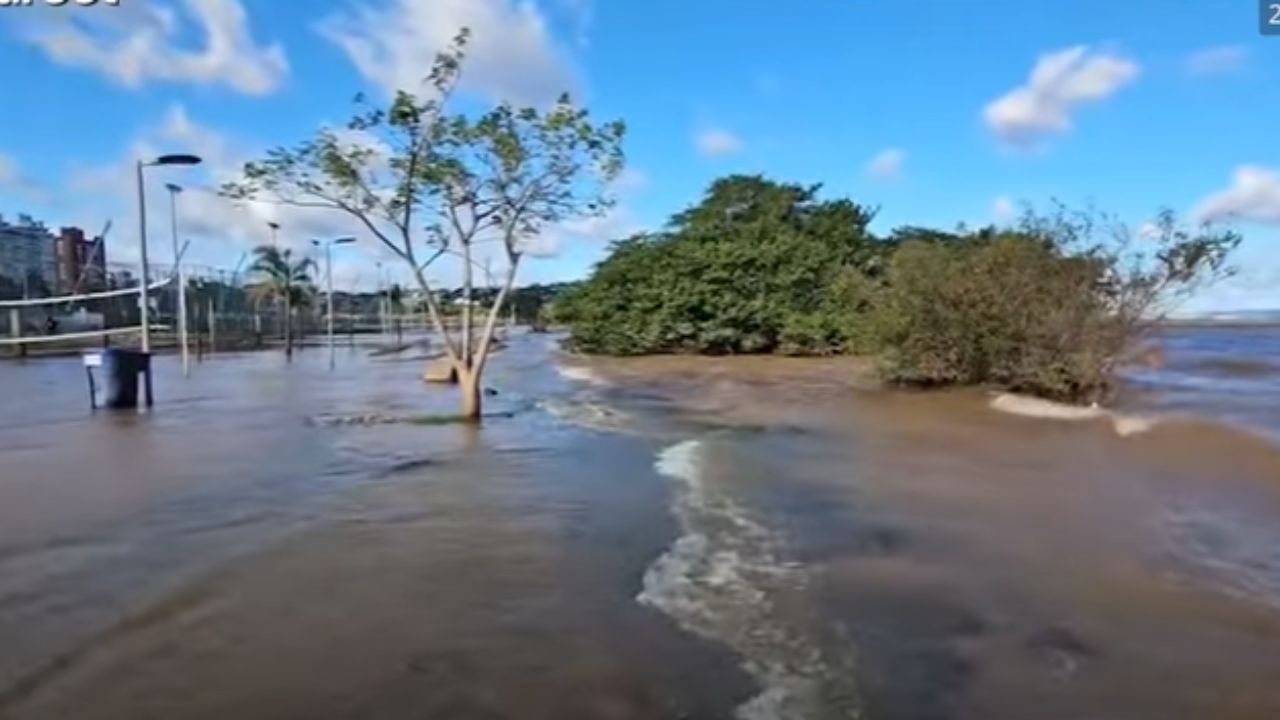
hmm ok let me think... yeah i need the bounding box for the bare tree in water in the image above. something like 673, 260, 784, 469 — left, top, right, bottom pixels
223, 29, 625, 420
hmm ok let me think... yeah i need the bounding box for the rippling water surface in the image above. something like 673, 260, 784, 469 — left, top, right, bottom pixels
1, 327, 1279, 719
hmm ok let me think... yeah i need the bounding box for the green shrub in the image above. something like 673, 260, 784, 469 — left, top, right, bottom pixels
868, 210, 1239, 402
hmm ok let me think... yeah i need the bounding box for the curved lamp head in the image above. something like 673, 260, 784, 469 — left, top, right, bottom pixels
165, 183, 183, 194
154, 154, 202, 167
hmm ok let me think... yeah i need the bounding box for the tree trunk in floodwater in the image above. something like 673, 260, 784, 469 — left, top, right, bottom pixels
460, 370, 482, 421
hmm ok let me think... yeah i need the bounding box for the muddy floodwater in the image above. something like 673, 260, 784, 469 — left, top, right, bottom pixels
1, 328, 1279, 719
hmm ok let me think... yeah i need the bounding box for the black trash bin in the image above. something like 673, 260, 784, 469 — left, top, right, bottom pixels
100, 349, 152, 409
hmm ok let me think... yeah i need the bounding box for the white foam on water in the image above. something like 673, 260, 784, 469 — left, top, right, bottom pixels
640, 440, 851, 720
990, 393, 1158, 437
1112, 415, 1157, 437
555, 364, 608, 386
538, 398, 630, 432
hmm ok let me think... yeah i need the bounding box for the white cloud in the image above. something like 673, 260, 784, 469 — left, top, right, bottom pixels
63, 104, 632, 288
612, 167, 648, 193
983, 45, 1140, 147
522, 205, 640, 258
17, 0, 288, 95
1186, 45, 1249, 77
0, 154, 19, 189
318, 0, 576, 105
64, 106, 365, 269
865, 148, 905, 181
992, 195, 1016, 223
1195, 166, 1280, 226
695, 128, 742, 158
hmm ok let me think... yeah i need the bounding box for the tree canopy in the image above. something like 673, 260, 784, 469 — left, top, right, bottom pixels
556, 176, 881, 355
222, 28, 625, 419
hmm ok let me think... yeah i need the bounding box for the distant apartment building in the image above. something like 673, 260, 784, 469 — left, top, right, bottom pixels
0, 215, 104, 297
0, 214, 57, 295
56, 226, 107, 292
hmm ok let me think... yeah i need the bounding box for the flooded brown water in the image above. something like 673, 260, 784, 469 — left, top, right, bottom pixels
2, 329, 1280, 719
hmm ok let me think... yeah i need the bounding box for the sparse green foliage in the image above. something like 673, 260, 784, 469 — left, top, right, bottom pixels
222, 28, 625, 419
866, 208, 1239, 401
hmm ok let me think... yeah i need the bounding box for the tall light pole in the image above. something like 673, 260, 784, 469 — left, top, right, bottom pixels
135, 153, 201, 353
376, 261, 386, 341
166, 183, 191, 377
266, 221, 284, 346
312, 237, 356, 370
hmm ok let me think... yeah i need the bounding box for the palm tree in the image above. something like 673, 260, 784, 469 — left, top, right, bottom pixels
247, 245, 315, 360
387, 283, 405, 344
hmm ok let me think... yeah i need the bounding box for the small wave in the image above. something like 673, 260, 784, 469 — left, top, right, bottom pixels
1164, 503, 1280, 611
539, 397, 631, 432
639, 440, 854, 720
989, 393, 1157, 437
555, 364, 609, 386
1189, 357, 1279, 379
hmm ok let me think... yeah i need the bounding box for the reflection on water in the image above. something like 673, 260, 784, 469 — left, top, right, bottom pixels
1, 328, 1279, 719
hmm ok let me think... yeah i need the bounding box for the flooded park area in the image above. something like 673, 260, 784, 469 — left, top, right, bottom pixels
1, 328, 1280, 719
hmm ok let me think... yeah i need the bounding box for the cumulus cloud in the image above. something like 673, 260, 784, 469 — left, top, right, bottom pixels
865, 148, 905, 181
993, 195, 1016, 223
983, 45, 1139, 147
519, 206, 639, 258
612, 167, 649, 193
17, 0, 288, 95
318, 0, 576, 105
695, 128, 742, 158
1195, 166, 1280, 226
64, 106, 365, 269
1186, 45, 1249, 77
0, 154, 19, 189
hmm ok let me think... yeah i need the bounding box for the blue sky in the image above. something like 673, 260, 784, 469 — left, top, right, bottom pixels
0, 0, 1277, 311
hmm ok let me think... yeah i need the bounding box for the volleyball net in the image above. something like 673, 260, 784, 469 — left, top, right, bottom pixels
0, 261, 404, 357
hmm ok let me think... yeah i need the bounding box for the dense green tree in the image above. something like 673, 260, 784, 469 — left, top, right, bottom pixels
558, 176, 879, 355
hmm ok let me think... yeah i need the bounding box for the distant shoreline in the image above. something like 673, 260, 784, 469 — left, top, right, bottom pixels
1161, 318, 1280, 329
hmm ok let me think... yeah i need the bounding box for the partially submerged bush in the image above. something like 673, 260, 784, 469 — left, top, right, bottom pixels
869, 207, 1239, 402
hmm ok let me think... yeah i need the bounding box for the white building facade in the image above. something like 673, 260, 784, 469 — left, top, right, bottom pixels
0, 215, 58, 295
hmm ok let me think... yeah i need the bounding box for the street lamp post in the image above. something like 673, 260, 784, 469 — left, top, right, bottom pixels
166, 183, 190, 377
312, 237, 356, 370
267, 221, 285, 348
135, 154, 201, 355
